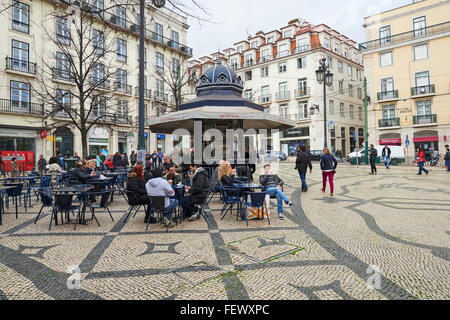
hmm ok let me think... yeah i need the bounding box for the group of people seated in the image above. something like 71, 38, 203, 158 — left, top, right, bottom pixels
125, 160, 210, 228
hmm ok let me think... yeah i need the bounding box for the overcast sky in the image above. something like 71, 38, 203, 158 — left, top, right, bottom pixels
185, 0, 411, 59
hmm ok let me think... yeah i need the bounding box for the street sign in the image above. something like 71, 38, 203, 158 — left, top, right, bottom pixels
46, 136, 54, 142
405, 139, 410, 147
55, 136, 62, 142
144, 133, 149, 139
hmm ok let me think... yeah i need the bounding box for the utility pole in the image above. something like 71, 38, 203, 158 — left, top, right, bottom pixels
364, 77, 369, 165
137, 0, 146, 167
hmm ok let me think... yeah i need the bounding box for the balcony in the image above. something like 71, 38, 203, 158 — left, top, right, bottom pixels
258, 55, 273, 63
293, 114, 310, 121
359, 21, 450, 51
276, 50, 291, 59
114, 82, 132, 95
293, 44, 311, 53
411, 84, 435, 97
154, 92, 169, 103
294, 88, 310, 98
134, 87, 151, 99
243, 59, 255, 67
89, 113, 132, 125
258, 95, 272, 104
377, 90, 398, 101
413, 114, 437, 125
5, 57, 36, 75
53, 105, 74, 119
52, 68, 75, 83
275, 91, 290, 101
90, 78, 110, 91
378, 118, 400, 128
0, 98, 44, 115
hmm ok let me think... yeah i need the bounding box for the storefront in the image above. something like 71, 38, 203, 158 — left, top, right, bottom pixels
118, 132, 128, 154
157, 134, 166, 153
0, 127, 38, 171
88, 127, 109, 156
54, 127, 74, 156
280, 127, 310, 156
413, 130, 439, 152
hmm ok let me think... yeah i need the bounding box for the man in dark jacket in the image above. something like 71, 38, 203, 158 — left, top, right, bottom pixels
382, 145, 391, 169
38, 155, 47, 176
151, 151, 158, 169
112, 152, 122, 170
295, 145, 312, 192
73, 162, 96, 183
121, 153, 129, 168
259, 164, 294, 219
444, 144, 450, 172
161, 157, 174, 173
369, 144, 378, 175
182, 164, 210, 221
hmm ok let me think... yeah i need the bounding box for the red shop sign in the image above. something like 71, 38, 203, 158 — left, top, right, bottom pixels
413, 136, 439, 143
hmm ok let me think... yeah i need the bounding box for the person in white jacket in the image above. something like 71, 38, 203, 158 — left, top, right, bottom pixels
145, 168, 178, 227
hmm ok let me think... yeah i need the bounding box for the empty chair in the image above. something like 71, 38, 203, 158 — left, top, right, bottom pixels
3, 183, 24, 218
123, 190, 148, 224
34, 187, 54, 224
242, 191, 270, 226
219, 186, 241, 221
51, 194, 81, 231
87, 190, 114, 223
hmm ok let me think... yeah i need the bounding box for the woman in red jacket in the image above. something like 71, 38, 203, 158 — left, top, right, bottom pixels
417, 147, 429, 175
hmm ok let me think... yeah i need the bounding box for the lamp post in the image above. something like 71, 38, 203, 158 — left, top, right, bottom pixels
313, 57, 333, 148
137, 0, 166, 167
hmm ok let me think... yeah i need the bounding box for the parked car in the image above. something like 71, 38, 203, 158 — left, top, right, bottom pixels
104, 155, 114, 169
262, 151, 287, 161
347, 145, 405, 165
309, 150, 322, 161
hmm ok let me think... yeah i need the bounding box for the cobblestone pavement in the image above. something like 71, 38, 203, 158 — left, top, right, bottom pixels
0, 162, 448, 300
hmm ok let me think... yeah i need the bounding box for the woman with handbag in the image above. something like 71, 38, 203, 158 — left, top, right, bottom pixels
320, 147, 338, 196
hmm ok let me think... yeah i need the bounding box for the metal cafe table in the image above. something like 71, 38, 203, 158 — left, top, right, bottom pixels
0, 185, 17, 225
232, 183, 265, 220
52, 184, 94, 225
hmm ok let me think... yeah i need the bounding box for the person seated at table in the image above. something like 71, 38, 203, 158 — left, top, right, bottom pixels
161, 156, 174, 173
48, 156, 66, 181
181, 163, 210, 221
73, 162, 96, 184
85, 160, 100, 178
218, 162, 235, 186
163, 166, 182, 185
145, 168, 177, 228
259, 164, 295, 220
126, 165, 152, 223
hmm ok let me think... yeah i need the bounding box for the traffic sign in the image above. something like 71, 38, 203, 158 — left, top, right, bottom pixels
55, 136, 62, 142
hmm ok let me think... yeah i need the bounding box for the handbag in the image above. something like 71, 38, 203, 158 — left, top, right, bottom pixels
327, 157, 336, 174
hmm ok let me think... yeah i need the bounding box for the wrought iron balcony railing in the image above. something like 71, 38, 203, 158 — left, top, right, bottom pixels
52, 67, 74, 82
258, 95, 272, 104
377, 90, 398, 101
413, 114, 437, 125
275, 91, 290, 101
0, 98, 43, 115
411, 84, 435, 96
5, 57, 36, 75
114, 82, 132, 95
378, 118, 400, 128
294, 88, 310, 98
134, 87, 151, 99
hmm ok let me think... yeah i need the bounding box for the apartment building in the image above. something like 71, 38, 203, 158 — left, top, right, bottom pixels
189, 19, 364, 156
0, 0, 192, 164
360, 0, 450, 156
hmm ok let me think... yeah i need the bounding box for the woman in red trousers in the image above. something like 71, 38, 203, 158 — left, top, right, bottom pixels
320, 147, 338, 196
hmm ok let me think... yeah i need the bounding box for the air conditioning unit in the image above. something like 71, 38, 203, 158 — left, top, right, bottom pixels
130, 24, 137, 32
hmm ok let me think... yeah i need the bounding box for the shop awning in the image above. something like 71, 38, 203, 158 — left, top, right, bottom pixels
379, 138, 401, 145
148, 106, 295, 134
413, 136, 439, 143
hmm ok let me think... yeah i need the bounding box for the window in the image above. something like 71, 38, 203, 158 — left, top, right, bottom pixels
117, 39, 127, 62
244, 71, 252, 81
415, 71, 430, 87
92, 63, 105, 83
156, 79, 164, 100
327, 56, 332, 68
11, 40, 29, 72
261, 86, 270, 102
261, 48, 271, 61
357, 69, 362, 81
358, 107, 362, 120
324, 37, 329, 48
382, 104, 395, 119
116, 6, 126, 28
245, 54, 254, 66
251, 41, 259, 48
116, 69, 127, 87
92, 96, 106, 118
266, 36, 274, 43
156, 52, 164, 73
171, 31, 179, 49
56, 17, 70, 45
155, 23, 163, 42
278, 82, 288, 99
347, 65, 352, 76
344, 48, 349, 58
340, 103, 345, 117
245, 89, 252, 100
10, 80, 30, 111
334, 43, 340, 53
357, 87, 362, 99
172, 58, 180, 78
298, 101, 308, 119
283, 30, 292, 38
338, 61, 343, 72
341, 127, 346, 138
56, 89, 71, 109
381, 77, 394, 93
261, 66, 269, 77
417, 100, 431, 116
92, 30, 104, 55
350, 105, 354, 118
12, 2, 29, 33
237, 45, 244, 53
56, 52, 70, 79
348, 84, 354, 97
92, 0, 104, 17
278, 43, 289, 57
231, 58, 238, 70
296, 37, 309, 51
339, 80, 344, 93
329, 100, 334, 114
279, 104, 288, 117
380, 51, 392, 67
278, 62, 287, 73
414, 43, 428, 60
379, 25, 391, 45
137, 45, 147, 68
298, 78, 307, 94
118, 100, 128, 118
413, 16, 426, 38
297, 57, 306, 69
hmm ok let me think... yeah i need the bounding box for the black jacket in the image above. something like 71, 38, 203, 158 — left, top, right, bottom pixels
191, 167, 210, 203
369, 148, 378, 162
259, 174, 284, 189
295, 151, 312, 172
38, 158, 47, 170
220, 174, 235, 186
444, 150, 450, 161
73, 167, 93, 184
112, 154, 122, 167
126, 173, 149, 205
161, 161, 174, 172
382, 148, 391, 158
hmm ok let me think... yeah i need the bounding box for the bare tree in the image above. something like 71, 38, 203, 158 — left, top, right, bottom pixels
33, 3, 129, 158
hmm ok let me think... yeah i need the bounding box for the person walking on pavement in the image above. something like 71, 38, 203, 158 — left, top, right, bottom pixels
112, 152, 122, 170
295, 145, 312, 192
151, 151, 158, 169
320, 148, 338, 196
38, 155, 47, 176
157, 151, 164, 167
130, 151, 137, 167
416, 147, 430, 176
444, 145, 450, 172
382, 145, 391, 169
369, 144, 378, 175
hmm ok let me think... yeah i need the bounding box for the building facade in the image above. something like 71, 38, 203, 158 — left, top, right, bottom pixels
0, 0, 192, 167
360, 0, 450, 158
189, 19, 364, 156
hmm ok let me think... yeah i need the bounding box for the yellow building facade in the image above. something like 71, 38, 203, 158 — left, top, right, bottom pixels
360, 0, 450, 159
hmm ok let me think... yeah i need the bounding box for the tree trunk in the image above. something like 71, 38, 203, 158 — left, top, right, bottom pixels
80, 128, 88, 159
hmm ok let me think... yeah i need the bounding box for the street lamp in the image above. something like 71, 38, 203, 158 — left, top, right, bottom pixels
315, 57, 333, 148
137, 0, 166, 167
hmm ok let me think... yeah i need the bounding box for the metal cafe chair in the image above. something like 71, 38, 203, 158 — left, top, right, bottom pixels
219, 186, 241, 221
51, 194, 81, 231
241, 191, 270, 227
86, 190, 114, 223
123, 190, 148, 224
148, 196, 172, 233
34, 187, 54, 225
3, 183, 24, 218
